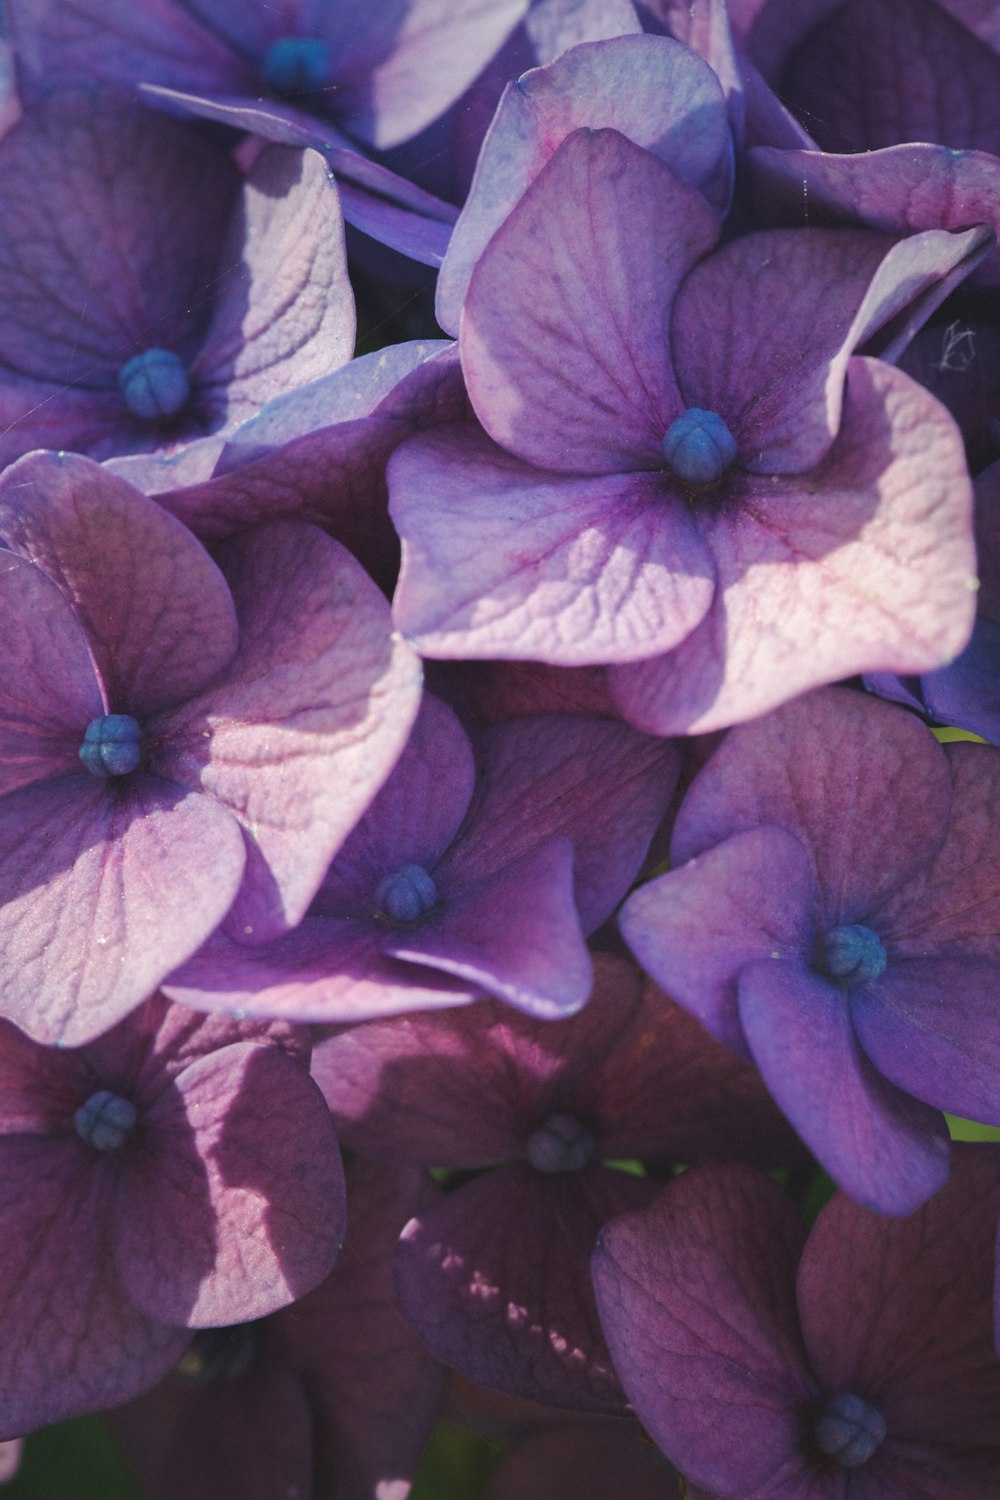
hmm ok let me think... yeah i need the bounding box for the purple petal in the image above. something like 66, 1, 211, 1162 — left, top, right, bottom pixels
669, 686, 954, 918
0, 775, 246, 1045
392, 837, 592, 1019
620, 825, 819, 1058
611, 358, 977, 733
0, 453, 240, 714
152, 521, 422, 939
119, 1042, 345, 1326
390, 425, 715, 664
395, 1164, 652, 1410
922, 615, 1000, 743
195, 145, 354, 426
462, 128, 719, 475
0, 1135, 189, 1436
437, 34, 728, 333
591, 1165, 814, 1494
738, 957, 951, 1214
0, 550, 103, 796
798, 1145, 1000, 1447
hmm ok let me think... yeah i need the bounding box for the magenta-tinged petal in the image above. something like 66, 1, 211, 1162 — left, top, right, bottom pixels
0, 775, 246, 1046
484, 1420, 679, 1500
0, 551, 103, 796
119, 1043, 345, 1327
0, 1136, 190, 1437
673, 227, 986, 472
449, 715, 678, 933
669, 687, 954, 917
195, 145, 354, 427
153, 521, 422, 939
0, 453, 239, 715
396, 1164, 652, 1411
750, 143, 1000, 286
462, 128, 720, 475
611, 358, 977, 734
798, 1146, 1000, 1447
738, 958, 951, 1214
591, 1165, 814, 1494
392, 838, 592, 1019
620, 825, 819, 1057
437, 34, 728, 334
390, 425, 715, 664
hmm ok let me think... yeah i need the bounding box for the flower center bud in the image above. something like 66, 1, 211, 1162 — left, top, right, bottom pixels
375, 864, 438, 926
525, 1111, 595, 1173
78, 714, 143, 778
662, 407, 738, 486
176, 1325, 258, 1383
118, 348, 191, 422
75, 1089, 139, 1152
262, 36, 331, 97
815, 1392, 887, 1468
820, 924, 887, 984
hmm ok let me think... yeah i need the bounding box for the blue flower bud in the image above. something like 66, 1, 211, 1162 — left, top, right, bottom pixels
821, 924, 887, 984
262, 36, 331, 97
376, 864, 438, 926
525, 1112, 595, 1173
75, 1089, 139, 1152
815, 1391, 887, 1468
79, 714, 143, 778
118, 348, 191, 422
662, 407, 738, 485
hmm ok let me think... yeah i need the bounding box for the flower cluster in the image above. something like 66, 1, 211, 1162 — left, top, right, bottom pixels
0, 1, 999, 1496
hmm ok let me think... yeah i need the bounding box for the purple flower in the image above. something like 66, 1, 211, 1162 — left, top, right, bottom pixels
591, 1148, 1000, 1498
164, 694, 676, 1023
0, 87, 354, 468
107, 1159, 442, 1500
313, 954, 802, 1410
390, 127, 979, 733
0, 452, 421, 1044
619, 685, 1000, 1214
0, 995, 345, 1437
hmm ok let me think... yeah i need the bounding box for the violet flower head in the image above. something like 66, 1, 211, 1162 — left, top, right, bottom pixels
0, 996, 345, 1438
0, 451, 421, 1045
591, 1148, 1000, 1498
164, 693, 678, 1024
390, 126, 980, 734
620, 685, 1000, 1215
313, 954, 803, 1412
0, 86, 355, 468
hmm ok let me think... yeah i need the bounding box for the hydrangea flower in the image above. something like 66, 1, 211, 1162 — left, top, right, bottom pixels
0, 996, 345, 1437
620, 686, 1000, 1214
0, 451, 421, 1044
313, 954, 802, 1410
0, 87, 354, 468
591, 1148, 1000, 1498
390, 127, 980, 733
164, 695, 676, 1023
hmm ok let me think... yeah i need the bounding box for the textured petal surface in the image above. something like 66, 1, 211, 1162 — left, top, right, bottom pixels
395, 1164, 652, 1410
118, 1042, 345, 1326
153, 521, 422, 939
0, 775, 246, 1045
390, 425, 715, 664
462, 128, 719, 475
195, 145, 354, 427
611, 358, 977, 733
437, 34, 728, 333
591, 1165, 814, 1494
0, 452, 239, 715
738, 958, 951, 1214
798, 1145, 1000, 1447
